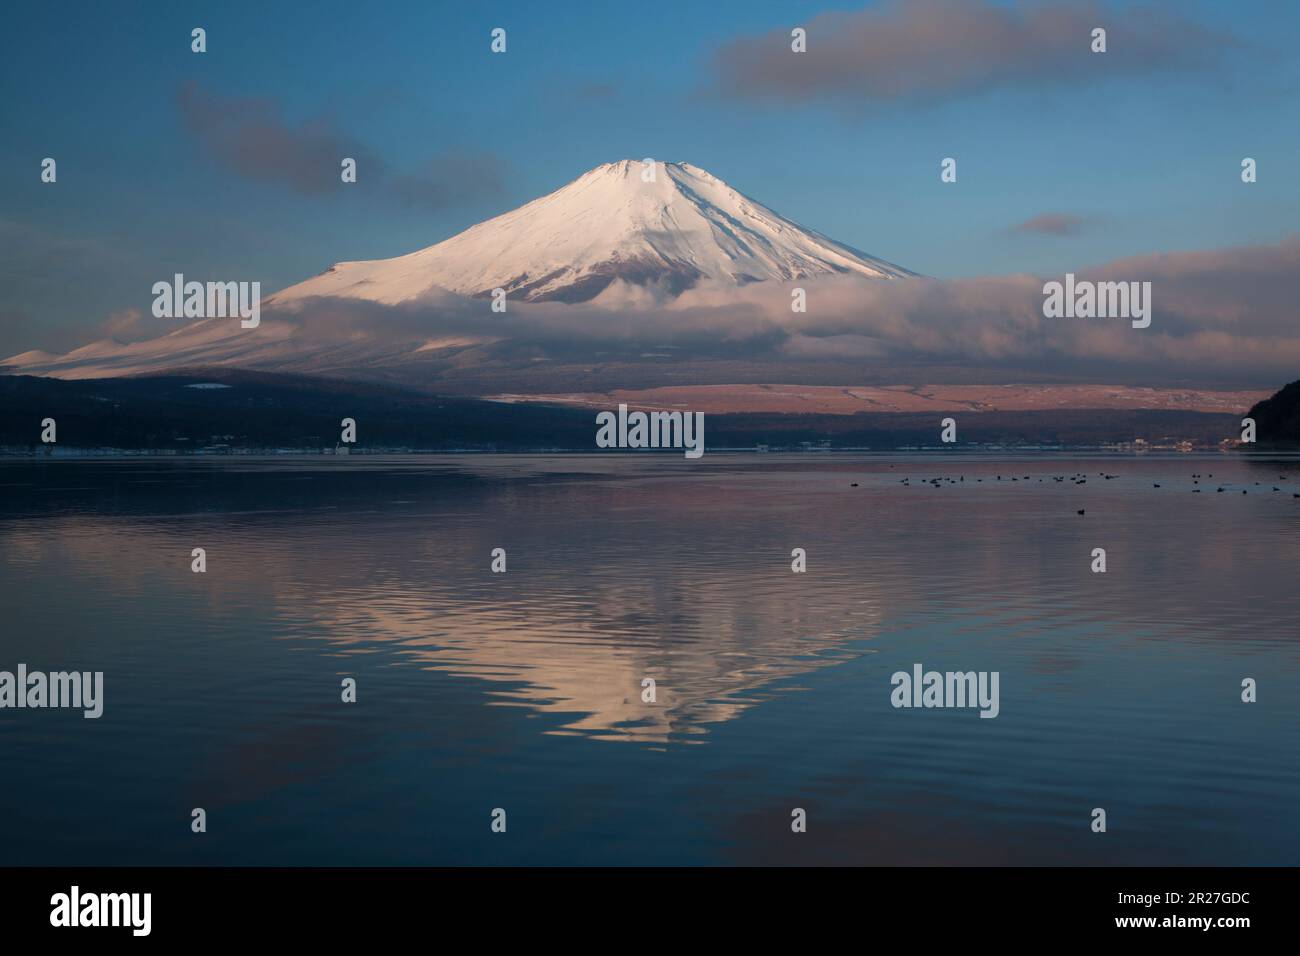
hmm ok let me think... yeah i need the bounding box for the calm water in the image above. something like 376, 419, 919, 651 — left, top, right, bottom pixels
1, 454, 1297, 866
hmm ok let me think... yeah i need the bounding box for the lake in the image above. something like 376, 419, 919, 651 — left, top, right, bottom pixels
1, 453, 1297, 865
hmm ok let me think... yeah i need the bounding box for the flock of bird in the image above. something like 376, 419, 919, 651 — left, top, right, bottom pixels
848, 469, 1300, 514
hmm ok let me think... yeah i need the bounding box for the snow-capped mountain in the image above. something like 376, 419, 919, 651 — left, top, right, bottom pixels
270, 160, 912, 306
2, 160, 913, 382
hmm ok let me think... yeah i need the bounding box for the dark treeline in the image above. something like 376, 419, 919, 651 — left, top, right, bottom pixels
0, 370, 1259, 452
1247, 378, 1300, 447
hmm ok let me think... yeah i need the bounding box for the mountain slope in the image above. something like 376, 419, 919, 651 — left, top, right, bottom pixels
269, 160, 913, 306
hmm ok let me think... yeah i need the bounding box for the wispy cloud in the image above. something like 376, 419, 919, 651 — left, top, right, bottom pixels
1008, 213, 1091, 236
176, 82, 506, 208
96, 307, 184, 344
389, 150, 508, 211
176, 82, 372, 196
706, 0, 1236, 110
574, 81, 618, 101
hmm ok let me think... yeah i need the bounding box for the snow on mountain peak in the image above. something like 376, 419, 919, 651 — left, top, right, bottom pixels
270, 160, 913, 306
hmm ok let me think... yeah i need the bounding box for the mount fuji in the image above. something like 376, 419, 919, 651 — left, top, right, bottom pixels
270, 160, 913, 307
3, 160, 913, 383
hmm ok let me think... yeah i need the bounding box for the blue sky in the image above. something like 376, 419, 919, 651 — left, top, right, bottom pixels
1, 0, 1297, 352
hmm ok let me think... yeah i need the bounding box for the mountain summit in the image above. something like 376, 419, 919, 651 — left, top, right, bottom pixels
271, 160, 913, 306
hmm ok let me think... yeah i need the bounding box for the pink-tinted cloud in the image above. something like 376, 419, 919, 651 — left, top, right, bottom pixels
262, 235, 1300, 380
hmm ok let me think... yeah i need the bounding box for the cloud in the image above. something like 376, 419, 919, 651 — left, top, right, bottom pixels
177, 82, 372, 196
176, 82, 506, 208
1008, 213, 1090, 236
96, 307, 182, 344
98, 307, 147, 339
256, 236, 1300, 382
707, 0, 1236, 109
14, 236, 1295, 386
574, 82, 618, 101
390, 149, 508, 211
